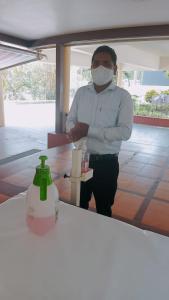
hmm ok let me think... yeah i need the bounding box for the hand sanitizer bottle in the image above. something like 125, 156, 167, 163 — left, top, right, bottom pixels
26, 155, 59, 235
81, 151, 89, 173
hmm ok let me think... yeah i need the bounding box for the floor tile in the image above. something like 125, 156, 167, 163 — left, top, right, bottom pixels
140, 165, 162, 179
128, 177, 155, 195
119, 151, 134, 163
142, 199, 169, 233
126, 161, 145, 168
0, 194, 10, 203
132, 153, 166, 167
156, 181, 169, 191
154, 182, 169, 201
118, 173, 136, 190
162, 169, 169, 182
0, 181, 26, 197
2, 169, 35, 187
119, 174, 154, 195
112, 191, 144, 220
121, 164, 144, 175
132, 153, 153, 162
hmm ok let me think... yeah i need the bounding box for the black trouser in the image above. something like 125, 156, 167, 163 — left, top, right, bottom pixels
80, 154, 119, 217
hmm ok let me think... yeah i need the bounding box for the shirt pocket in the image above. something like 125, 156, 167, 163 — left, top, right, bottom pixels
96, 102, 119, 127
77, 99, 92, 124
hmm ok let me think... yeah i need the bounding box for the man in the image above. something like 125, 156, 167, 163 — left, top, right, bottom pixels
66, 45, 133, 217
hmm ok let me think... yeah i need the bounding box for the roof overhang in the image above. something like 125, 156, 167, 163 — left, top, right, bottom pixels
0, 43, 45, 70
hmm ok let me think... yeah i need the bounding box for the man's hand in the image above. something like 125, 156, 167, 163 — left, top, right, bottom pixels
67, 122, 89, 142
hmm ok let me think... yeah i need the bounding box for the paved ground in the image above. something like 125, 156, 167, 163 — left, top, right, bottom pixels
3, 101, 169, 154
4, 102, 55, 128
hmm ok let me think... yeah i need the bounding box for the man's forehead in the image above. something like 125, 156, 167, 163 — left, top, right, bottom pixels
93, 52, 112, 60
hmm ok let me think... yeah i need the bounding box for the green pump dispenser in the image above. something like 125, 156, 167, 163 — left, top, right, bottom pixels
33, 156, 52, 201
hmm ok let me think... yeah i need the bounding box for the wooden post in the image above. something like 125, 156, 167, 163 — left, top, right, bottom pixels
117, 63, 123, 88
55, 45, 70, 133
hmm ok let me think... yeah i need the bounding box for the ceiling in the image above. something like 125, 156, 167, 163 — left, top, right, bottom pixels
0, 0, 169, 41
43, 40, 169, 71
0, 0, 169, 70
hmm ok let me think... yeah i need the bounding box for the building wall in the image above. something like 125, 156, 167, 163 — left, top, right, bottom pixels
142, 71, 169, 86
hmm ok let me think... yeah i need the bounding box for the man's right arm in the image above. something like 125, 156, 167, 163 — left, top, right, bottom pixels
66, 90, 79, 132
66, 89, 90, 142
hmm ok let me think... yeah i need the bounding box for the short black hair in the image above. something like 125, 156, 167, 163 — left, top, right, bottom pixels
91, 45, 117, 65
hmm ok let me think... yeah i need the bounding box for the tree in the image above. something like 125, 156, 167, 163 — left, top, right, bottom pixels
145, 90, 159, 103
1, 62, 56, 101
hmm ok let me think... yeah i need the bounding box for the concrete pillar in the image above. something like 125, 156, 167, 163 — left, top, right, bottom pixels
0, 72, 5, 127
55, 45, 71, 132
63, 46, 70, 114
55, 44, 64, 132
48, 45, 71, 146
117, 63, 123, 88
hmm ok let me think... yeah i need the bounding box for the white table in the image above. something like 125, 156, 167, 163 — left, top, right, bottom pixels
0, 193, 169, 300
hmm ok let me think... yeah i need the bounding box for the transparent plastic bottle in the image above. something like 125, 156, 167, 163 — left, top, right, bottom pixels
81, 151, 89, 173
26, 156, 59, 235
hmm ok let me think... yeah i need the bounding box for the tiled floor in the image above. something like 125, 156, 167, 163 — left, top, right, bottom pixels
0, 124, 169, 236
142, 199, 169, 234
0, 126, 54, 160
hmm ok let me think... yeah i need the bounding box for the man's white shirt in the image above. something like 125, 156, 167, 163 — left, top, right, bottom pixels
66, 83, 133, 155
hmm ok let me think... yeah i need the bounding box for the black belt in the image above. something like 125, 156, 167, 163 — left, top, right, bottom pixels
90, 153, 118, 161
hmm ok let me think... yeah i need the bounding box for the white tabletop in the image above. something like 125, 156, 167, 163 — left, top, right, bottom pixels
0, 193, 169, 300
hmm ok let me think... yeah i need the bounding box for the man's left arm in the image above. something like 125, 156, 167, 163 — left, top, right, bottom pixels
88, 92, 133, 143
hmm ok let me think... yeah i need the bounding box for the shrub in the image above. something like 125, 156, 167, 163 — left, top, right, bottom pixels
145, 90, 159, 103
132, 95, 140, 112
134, 103, 169, 119
160, 89, 169, 95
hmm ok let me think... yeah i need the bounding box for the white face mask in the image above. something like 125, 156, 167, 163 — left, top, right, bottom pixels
91, 65, 115, 86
